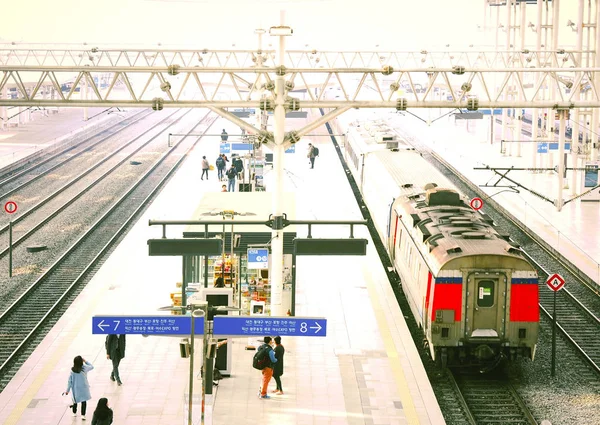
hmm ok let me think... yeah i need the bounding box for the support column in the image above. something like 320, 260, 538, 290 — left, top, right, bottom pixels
516, 0, 526, 157
503, 0, 512, 156
0, 87, 7, 131
270, 10, 286, 317
593, 0, 600, 161
572, 0, 585, 194
83, 76, 88, 121
557, 110, 567, 211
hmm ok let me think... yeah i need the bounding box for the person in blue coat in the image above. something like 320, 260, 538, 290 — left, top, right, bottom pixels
64, 355, 94, 418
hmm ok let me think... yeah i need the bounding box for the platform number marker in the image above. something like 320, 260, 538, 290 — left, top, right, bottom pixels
469, 197, 483, 211
546, 273, 565, 292
4, 201, 17, 214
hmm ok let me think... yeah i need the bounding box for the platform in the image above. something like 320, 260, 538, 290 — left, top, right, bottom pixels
385, 110, 600, 287
0, 114, 445, 425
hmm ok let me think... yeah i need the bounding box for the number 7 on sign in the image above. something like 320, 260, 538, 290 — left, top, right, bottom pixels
113, 320, 120, 331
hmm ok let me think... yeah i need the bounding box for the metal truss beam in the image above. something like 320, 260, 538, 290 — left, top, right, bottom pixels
0, 47, 589, 69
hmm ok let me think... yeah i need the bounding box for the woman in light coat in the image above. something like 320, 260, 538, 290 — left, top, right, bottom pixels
64, 355, 94, 418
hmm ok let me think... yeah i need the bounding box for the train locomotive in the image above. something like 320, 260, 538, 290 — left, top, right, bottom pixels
342, 119, 539, 368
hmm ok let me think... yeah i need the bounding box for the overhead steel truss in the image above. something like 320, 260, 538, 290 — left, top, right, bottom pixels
0, 47, 589, 69
1, 64, 600, 109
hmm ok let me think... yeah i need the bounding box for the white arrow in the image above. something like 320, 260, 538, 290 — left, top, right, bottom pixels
97, 320, 109, 332
309, 322, 322, 333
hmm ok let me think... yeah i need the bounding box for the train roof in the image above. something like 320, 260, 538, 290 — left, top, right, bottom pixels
371, 149, 529, 274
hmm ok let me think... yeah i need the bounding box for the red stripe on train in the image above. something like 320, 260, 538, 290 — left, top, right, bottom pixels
431, 283, 462, 321
510, 284, 539, 322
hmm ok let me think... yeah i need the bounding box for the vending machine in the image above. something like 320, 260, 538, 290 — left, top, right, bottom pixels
581, 161, 600, 202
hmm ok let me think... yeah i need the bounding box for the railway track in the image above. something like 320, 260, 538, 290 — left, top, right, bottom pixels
0, 109, 151, 190
443, 369, 538, 425
0, 110, 217, 392
0, 108, 190, 262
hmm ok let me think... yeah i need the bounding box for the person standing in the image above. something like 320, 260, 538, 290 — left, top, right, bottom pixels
105, 334, 126, 386
272, 336, 285, 395
91, 398, 113, 425
216, 155, 226, 180
221, 129, 228, 141
201, 156, 210, 180
226, 163, 237, 192
307, 143, 316, 169
257, 336, 277, 399
64, 355, 93, 419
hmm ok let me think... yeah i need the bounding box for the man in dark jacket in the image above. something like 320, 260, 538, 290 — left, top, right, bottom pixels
232, 155, 244, 179
272, 336, 285, 395
221, 129, 228, 141
105, 334, 126, 386
257, 336, 277, 399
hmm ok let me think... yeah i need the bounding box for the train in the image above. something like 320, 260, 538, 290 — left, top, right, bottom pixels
341, 117, 540, 368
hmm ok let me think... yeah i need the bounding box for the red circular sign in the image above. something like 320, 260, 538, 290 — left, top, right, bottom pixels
4, 201, 17, 214
470, 197, 483, 211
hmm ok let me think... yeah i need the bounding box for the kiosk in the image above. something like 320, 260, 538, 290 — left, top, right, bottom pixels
581, 161, 600, 201
188, 287, 234, 376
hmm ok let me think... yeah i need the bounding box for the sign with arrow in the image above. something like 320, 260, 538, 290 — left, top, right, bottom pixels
92, 316, 204, 335
212, 316, 327, 337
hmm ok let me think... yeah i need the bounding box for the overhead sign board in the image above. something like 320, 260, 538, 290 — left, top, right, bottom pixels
92, 316, 204, 335
549, 142, 571, 151
213, 316, 327, 337
247, 248, 269, 269
546, 273, 565, 292
148, 238, 223, 256
537, 143, 549, 154
285, 144, 296, 153
219, 143, 231, 154
294, 238, 368, 256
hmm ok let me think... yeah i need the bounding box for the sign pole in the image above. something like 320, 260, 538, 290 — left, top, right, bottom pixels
291, 250, 297, 316
551, 290, 557, 377
8, 220, 12, 278
188, 309, 196, 425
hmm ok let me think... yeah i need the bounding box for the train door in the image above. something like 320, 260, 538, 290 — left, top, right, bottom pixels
466, 273, 507, 337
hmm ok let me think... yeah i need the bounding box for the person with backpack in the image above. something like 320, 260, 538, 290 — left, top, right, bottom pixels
226, 164, 237, 192
232, 154, 244, 179
307, 143, 319, 169
253, 336, 278, 399
216, 155, 226, 180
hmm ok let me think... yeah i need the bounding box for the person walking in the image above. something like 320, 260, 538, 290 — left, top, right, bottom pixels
257, 336, 278, 399
201, 156, 210, 180
226, 163, 237, 192
307, 143, 317, 169
105, 334, 126, 386
91, 398, 113, 425
272, 336, 285, 395
232, 154, 244, 179
216, 155, 226, 180
221, 129, 228, 141
64, 355, 93, 419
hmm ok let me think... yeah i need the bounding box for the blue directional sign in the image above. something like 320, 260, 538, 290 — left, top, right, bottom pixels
537, 142, 549, 154
92, 316, 204, 335
219, 143, 231, 154
285, 144, 296, 154
549, 142, 571, 150
231, 142, 253, 152
247, 248, 269, 269
213, 316, 327, 337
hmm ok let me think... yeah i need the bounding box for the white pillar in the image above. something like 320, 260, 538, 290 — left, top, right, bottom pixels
83, 76, 88, 121
504, 0, 512, 156
516, 1, 526, 157
270, 10, 286, 317
557, 110, 567, 211
572, 0, 585, 194
0, 87, 7, 131
593, 0, 600, 161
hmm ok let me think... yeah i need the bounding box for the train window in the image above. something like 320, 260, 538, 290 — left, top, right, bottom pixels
477, 280, 495, 308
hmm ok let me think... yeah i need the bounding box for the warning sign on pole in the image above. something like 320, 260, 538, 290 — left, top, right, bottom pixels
469, 197, 483, 211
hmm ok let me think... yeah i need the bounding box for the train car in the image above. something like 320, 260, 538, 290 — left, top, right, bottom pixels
345, 122, 539, 368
